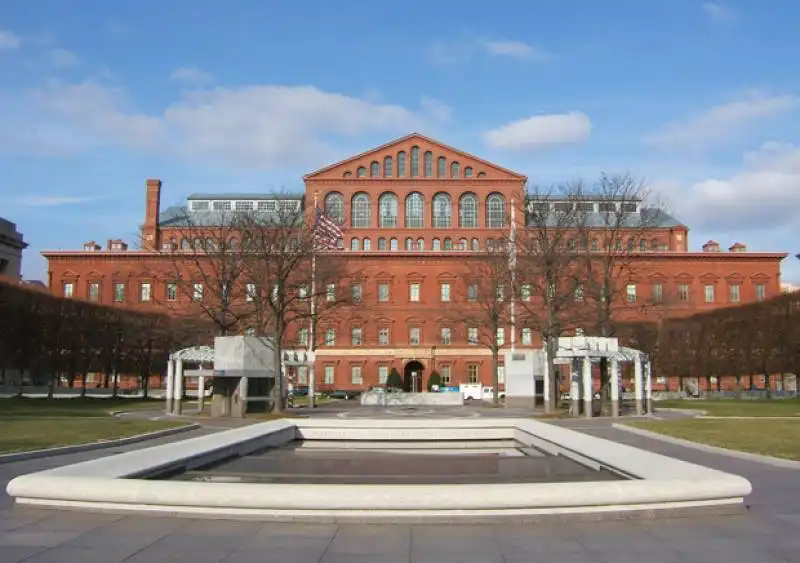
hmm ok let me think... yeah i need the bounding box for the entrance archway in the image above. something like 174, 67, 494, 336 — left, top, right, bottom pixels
403, 361, 425, 392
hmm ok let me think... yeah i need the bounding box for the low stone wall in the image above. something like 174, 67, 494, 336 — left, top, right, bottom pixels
360, 390, 464, 407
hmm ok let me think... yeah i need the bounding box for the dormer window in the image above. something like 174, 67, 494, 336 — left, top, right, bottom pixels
621, 203, 638, 213
235, 201, 254, 211
212, 200, 232, 211
598, 202, 616, 213
192, 201, 209, 211
258, 200, 277, 211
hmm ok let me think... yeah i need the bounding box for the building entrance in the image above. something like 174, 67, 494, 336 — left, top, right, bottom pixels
403, 361, 425, 392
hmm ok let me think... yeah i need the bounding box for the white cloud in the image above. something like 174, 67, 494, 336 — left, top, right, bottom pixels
484, 112, 592, 151
169, 66, 212, 84
479, 40, 551, 62
23, 80, 450, 169
647, 92, 798, 150
14, 196, 95, 207
429, 36, 551, 64
0, 29, 21, 50
703, 2, 738, 23
49, 48, 79, 67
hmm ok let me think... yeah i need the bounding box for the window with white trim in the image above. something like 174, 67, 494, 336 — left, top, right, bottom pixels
378, 327, 390, 345
297, 366, 308, 385
468, 327, 478, 345
325, 328, 336, 346
140, 282, 152, 302
409, 283, 420, 302
324, 365, 335, 384
326, 283, 336, 302
192, 283, 203, 302
409, 327, 421, 345
351, 327, 362, 346
378, 282, 390, 302
297, 328, 309, 346
468, 364, 479, 384
378, 365, 389, 384
704, 284, 715, 303
113, 282, 126, 302
521, 328, 533, 346
440, 327, 451, 345
440, 283, 451, 302
351, 366, 363, 384
440, 365, 451, 385
63, 282, 74, 298
496, 328, 505, 346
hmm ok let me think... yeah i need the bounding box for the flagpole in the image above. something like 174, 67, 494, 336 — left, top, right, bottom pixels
308, 191, 318, 409
510, 196, 517, 355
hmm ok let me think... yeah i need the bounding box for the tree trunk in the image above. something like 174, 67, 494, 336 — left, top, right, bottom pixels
271, 331, 284, 413
491, 349, 499, 407
112, 369, 119, 398
764, 370, 771, 399
141, 371, 149, 400
546, 339, 560, 413
47, 371, 56, 400
734, 375, 742, 399
598, 357, 610, 416
81, 369, 88, 398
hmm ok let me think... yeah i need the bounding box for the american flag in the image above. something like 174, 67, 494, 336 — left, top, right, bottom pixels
313, 207, 343, 251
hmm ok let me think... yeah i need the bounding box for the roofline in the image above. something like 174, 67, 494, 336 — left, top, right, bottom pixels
302, 132, 528, 182
186, 194, 304, 201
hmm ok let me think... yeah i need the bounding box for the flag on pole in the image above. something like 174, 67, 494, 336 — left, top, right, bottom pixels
313, 207, 343, 251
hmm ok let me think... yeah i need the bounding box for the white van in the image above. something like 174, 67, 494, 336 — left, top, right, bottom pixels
460, 384, 505, 401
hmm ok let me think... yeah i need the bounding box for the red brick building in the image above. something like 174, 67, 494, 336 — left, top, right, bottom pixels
43, 134, 787, 392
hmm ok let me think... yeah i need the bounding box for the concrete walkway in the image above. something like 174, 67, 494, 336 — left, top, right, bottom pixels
1, 406, 799, 562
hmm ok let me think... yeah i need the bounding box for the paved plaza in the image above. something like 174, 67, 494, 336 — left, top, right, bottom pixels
1, 405, 799, 562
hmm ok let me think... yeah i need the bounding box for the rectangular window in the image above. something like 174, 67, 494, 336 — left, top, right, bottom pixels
440, 365, 451, 385
440, 327, 451, 345
351, 283, 362, 302
704, 284, 715, 303
440, 283, 451, 302
113, 282, 125, 302
166, 282, 177, 301
755, 283, 766, 301
496, 328, 505, 346
409, 283, 420, 302
626, 284, 637, 303
324, 365, 335, 385
378, 282, 389, 302
678, 283, 690, 302
496, 284, 504, 301
87, 282, 100, 301
520, 284, 532, 301
192, 283, 203, 302
326, 283, 335, 302
467, 284, 478, 301
498, 365, 506, 385
468, 327, 478, 345
729, 284, 740, 303
409, 327, 421, 345
351, 327, 362, 346
298, 328, 309, 346
297, 366, 308, 385
245, 283, 256, 302
298, 285, 308, 299
378, 327, 389, 345
140, 282, 152, 302
522, 328, 533, 346
235, 200, 254, 211
350, 366, 363, 385
468, 364, 479, 384
325, 328, 336, 346
63, 282, 74, 298
378, 365, 389, 384
574, 284, 584, 302
652, 283, 664, 303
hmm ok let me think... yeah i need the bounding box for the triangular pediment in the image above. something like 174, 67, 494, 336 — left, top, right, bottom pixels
60, 269, 80, 278
304, 133, 527, 181
86, 270, 105, 279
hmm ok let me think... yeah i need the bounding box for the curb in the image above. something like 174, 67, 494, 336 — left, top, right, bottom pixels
612, 423, 800, 470
0, 423, 200, 465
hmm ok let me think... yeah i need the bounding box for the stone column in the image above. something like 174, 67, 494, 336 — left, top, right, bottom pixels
610, 357, 620, 418
165, 359, 174, 415
542, 354, 551, 413
582, 356, 593, 418
645, 361, 653, 414
570, 359, 580, 416
174, 361, 184, 415
634, 356, 644, 415
197, 376, 205, 413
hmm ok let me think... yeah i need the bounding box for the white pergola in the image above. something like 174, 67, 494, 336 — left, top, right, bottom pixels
555, 337, 652, 418
166, 346, 214, 415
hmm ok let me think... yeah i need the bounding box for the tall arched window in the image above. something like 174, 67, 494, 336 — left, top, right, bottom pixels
437, 156, 447, 178
423, 151, 433, 177
459, 238, 467, 250
351, 238, 360, 251
363, 238, 372, 251
405, 237, 413, 251
417, 238, 424, 251
378, 192, 398, 228
390, 238, 398, 251
459, 193, 478, 228
450, 161, 460, 178
486, 194, 505, 228
443, 238, 452, 250
357, 166, 366, 177
432, 238, 441, 251
343, 171, 352, 178
464, 167, 474, 177
384, 156, 393, 177
405, 192, 424, 228
471, 238, 479, 251
397, 151, 407, 177
181, 238, 191, 250
410, 146, 420, 177
370, 161, 380, 177
378, 237, 387, 250
351, 193, 371, 228
324, 192, 344, 224
432, 193, 452, 228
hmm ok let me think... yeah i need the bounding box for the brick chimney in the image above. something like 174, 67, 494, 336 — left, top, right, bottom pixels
729, 242, 747, 252
702, 240, 720, 252
141, 178, 162, 251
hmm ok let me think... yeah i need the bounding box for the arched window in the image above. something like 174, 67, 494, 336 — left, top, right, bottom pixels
567, 239, 576, 250
639, 239, 647, 251
181, 238, 191, 250
378, 192, 398, 228
459, 193, 478, 228
591, 239, 599, 251
471, 238, 479, 251
356, 166, 366, 177
343, 171, 352, 178
626, 238, 635, 251
205, 238, 215, 251
351, 238, 360, 251
459, 238, 467, 250
390, 238, 398, 251
384, 156, 393, 177
370, 161, 380, 177
405, 192, 424, 228
437, 156, 447, 178
324, 192, 344, 224
194, 238, 203, 250
443, 238, 452, 250
486, 238, 494, 251
397, 151, 407, 177
378, 237, 387, 251
651, 238, 659, 250
410, 146, 420, 177
464, 167, 473, 177
351, 193, 371, 228
486, 194, 505, 228
432, 193, 452, 228
477, 172, 486, 178
229, 238, 239, 251
432, 238, 441, 251
363, 238, 371, 251
424, 151, 433, 177
417, 238, 424, 251
405, 237, 413, 251
450, 161, 460, 178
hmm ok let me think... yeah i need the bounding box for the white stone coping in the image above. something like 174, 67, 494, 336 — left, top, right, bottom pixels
6, 418, 752, 519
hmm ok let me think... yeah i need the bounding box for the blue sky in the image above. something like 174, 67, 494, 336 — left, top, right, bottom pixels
1, 0, 799, 284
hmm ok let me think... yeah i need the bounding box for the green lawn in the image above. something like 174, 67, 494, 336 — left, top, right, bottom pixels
626, 419, 800, 461
0, 419, 189, 454
656, 399, 800, 417
0, 397, 166, 418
